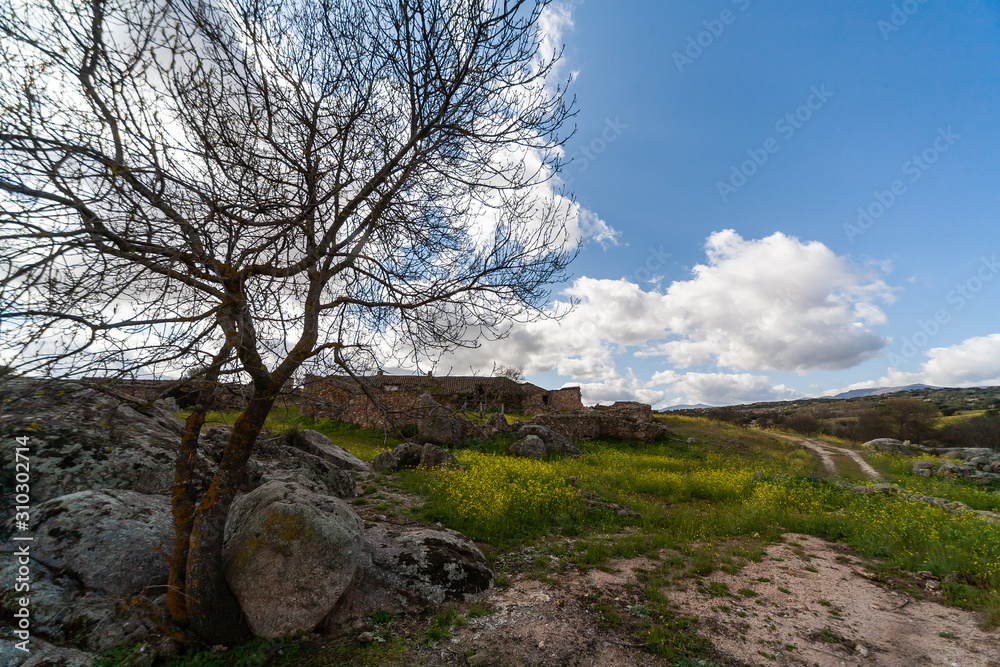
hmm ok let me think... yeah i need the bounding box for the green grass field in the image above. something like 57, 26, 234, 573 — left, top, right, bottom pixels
146, 408, 1000, 666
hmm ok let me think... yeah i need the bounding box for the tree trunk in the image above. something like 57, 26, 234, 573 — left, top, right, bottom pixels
184, 393, 275, 643
167, 405, 208, 623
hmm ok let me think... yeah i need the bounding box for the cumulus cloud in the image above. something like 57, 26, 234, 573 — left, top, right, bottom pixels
650, 370, 800, 406
921, 335, 1000, 386
436, 277, 666, 380
429, 230, 896, 404
835, 334, 1000, 393
570, 369, 797, 408
573, 205, 621, 247
642, 230, 895, 373
573, 372, 669, 406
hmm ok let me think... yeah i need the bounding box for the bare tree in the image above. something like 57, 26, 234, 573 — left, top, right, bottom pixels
0, 0, 574, 642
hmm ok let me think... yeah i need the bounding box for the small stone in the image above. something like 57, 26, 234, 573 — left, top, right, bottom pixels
211, 645, 228, 653
855, 644, 869, 657
376, 514, 388, 522
926, 580, 940, 591
537, 640, 545, 650
358, 631, 375, 643
687, 437, 696, 444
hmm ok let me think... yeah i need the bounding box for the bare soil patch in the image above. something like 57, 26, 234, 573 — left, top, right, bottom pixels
668, 533, 1000, 667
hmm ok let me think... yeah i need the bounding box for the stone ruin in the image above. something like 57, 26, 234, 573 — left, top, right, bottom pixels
300, 373, 584, 430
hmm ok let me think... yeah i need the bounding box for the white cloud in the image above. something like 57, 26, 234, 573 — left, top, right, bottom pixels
651, 370, 799, 406
573, 205, 620, 247
435, 277, 665, 380
828, 334, 1000, 394
921, 335, 1000, 386
641, 230, 895, 373
537, 2, 575, 80
572, 369, 797, 408
429, 231, 895, 404
574, 372, 668, 406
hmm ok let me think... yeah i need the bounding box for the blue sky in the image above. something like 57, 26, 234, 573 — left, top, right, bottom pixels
438, 0, 1000, 408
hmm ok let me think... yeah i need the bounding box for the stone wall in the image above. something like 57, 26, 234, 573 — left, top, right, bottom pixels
301, 376, 424, 430
523, 386, 583, 415
530, 405, 669, 444
82, 378, 254, 411
593, 401, 654, 423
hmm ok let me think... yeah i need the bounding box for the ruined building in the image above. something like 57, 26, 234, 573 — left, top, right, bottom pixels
300, 373, 583, 429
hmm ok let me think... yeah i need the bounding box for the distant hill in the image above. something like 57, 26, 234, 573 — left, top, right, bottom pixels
668, 386, 1000, 443
831, 384, 936, 399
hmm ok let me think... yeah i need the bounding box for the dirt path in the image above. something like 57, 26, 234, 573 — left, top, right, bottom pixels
442, 535, 1000, 667
670, 533, 1000, 667
773, 433, 882, 480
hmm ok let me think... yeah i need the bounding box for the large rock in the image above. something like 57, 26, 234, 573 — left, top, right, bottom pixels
324, 524, 493, 628
507, 435, 547, 459
281, 429, 369, 471
372, 442, 425, 472
372, 442, 460, 472
0, 381, 186, 528
2, 490, 176, 654
862, 438, 913, 455
414, 394, 479, 447
419, 444, 462, 470
482, 412, 511, 437
514, 424, 581, 457
32, 489, 172, 597
223, 481, 364, 638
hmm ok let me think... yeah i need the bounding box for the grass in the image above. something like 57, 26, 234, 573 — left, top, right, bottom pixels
174, 405, 400, 462
868, 452, 1000, 512
395, 415, 1000, 626
147, 406, 1000, 665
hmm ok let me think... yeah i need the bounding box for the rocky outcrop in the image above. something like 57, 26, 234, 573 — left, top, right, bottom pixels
2, 489, 177, 655
372, 442, 461, 472
530, 409, 671, 444
482, 412, 511, 437
507, 434, 547, 459
913, 453, 1000, 484
0, 380, 188, 526
513, 424, 581, 457
414, 394, 480, 447
0, 378, 492, 655
32, 489, 172, 597
861, 438, 913, 455
223, 481, 365, 638
281, 429, 370, 471
324, 524, 494, 628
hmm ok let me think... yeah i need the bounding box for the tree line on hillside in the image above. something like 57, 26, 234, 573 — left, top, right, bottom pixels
701, 396, 1000, 450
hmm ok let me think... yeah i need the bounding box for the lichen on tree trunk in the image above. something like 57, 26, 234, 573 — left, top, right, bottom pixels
181, 393, 276, 643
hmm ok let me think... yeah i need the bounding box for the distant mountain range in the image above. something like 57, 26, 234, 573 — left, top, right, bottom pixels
829, 384, 937, 399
